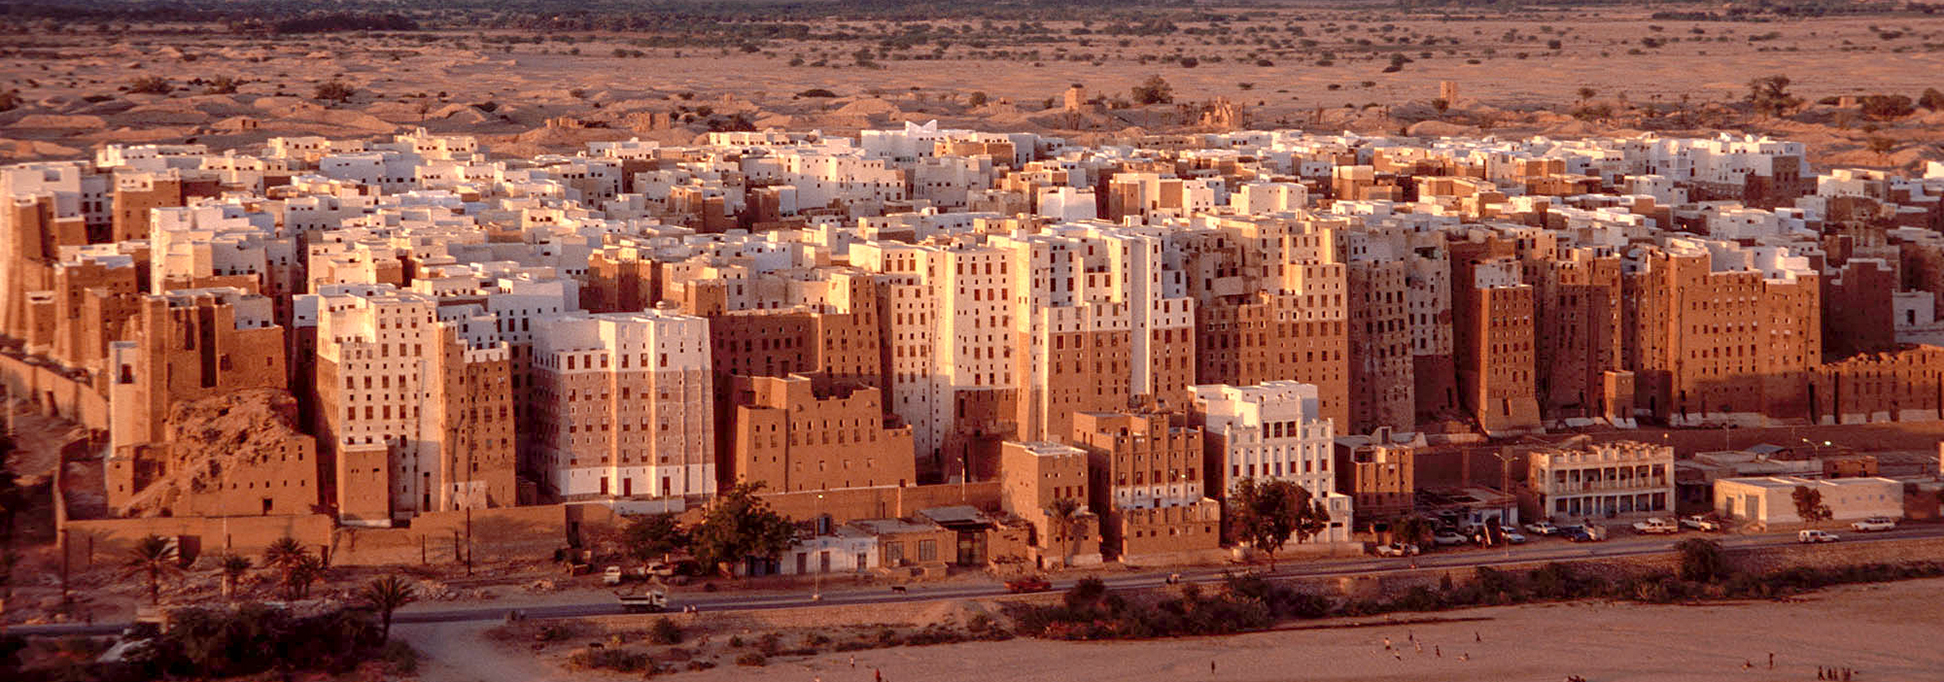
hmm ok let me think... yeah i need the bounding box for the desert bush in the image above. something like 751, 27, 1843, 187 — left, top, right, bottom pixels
127, 76, 171, 94
202, 76, 240, 95
0, 90, 20, 112
1920, 88, 1944, 111
569, 648, 652, 673
1860, 94, 1914, 120
313, 80, 356, 102
1130, 75, 1172, 105
648, 617, 682, 645
734, 652, 767, 667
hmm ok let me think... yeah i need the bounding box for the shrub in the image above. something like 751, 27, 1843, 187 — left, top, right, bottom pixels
1675, 538, 1730, 583
1130, 75, 1172, 105
734, 652, 767, 667
795, 88, 838, 98
127, 76, 171, 94
648, 617, 682, 645
967, 91, 988, 107
1859, 94, 1914, 120
569, 648, 651, 673
0, 90, 20, 112
313, 80, 356, 103
203, 76, 240, 95
1921, 88, 1944, 111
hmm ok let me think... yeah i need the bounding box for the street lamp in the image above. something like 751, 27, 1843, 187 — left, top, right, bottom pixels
812, 493, 825, 602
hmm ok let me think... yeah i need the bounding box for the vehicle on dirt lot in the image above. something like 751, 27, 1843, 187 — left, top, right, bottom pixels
1631, 517, 1680, 534
1849, 517, 1897, 532
1524, 521, 1560, 536
1798, 529, 1840, 543
1680, 515, 1723, 531
1006, 576, 1053, 593
617, 588, 669, 613
1376, 542, 1420, 557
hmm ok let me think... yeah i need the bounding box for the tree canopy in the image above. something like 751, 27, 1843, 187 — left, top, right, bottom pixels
689, 483, 797, 575
1227, 479, 1329, 570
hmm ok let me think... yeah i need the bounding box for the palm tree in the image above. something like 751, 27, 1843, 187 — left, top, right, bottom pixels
1046, 497, 1084, 568
263, 536, 306, 572
218, 554, 252, 599
360, 575, 418, 644
123, 535, 181, 606
281, 554, 326, 600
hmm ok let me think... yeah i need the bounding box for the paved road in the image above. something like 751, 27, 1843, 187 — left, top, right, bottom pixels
15, 524, 1943, 637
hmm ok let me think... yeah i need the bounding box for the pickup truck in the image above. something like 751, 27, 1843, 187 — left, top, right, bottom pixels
618, 589, 670, 613
1631, 518, 1680, 534
1375, 542, 1420, 557
1680, 515, 1723, 532
1849, 517, 1898, 532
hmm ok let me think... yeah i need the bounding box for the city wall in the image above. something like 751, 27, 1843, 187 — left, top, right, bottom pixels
762, 482, 1002, 524
0, 353, 106, 430
59, 513, 335, 568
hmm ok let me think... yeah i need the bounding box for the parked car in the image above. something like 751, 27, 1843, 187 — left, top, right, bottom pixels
1679, 515, 1723, 532
602, 565, 624, 586
1797, 529, 1840, 543
1432, 530, 1469, 546
1500, 530, 1528, 545
1524, 521, 1560, 536
1631, 517, 1680, 534
1849, 516, 1898, 532
1563, 525, 1607, 543
1006, 576, 1053, 593
1376, 542, 1420, 557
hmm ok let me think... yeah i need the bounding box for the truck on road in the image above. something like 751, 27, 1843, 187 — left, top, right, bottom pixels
618, 589, 670, 613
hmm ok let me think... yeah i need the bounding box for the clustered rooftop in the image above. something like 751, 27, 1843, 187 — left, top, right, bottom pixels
5, 121, 1942, 563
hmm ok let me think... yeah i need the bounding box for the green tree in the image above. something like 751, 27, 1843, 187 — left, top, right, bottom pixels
1391, 514, 1436, 547
1746, 74, 1800, 117
313, 80, 356, 103
1576, 86, 1596, 104
622, 513, 688, 563
967, 91, 989, 107
1859, 94, 1914, 121
689, 483, 797, 577
1046, 496, 1084, 567
1792, 486, 1832, 526
1227, 479, 1320, 570
219, 554, 252, 599
1430, 98, 1450, 118
359, 574, 417, 644
123, 535, 182, 606
1130, 74, 1173, 105
1674, 538, 1729, 583
263, 536, 306, 572
281, 553, 326, 600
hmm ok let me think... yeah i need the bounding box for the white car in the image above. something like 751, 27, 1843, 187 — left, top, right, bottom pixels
1524, 521, 1560, 536
1849, 517, 1897, 532
1797, 529, 1840, 544
602, 565, 624, 585
1432, 530, 1469, 546
1500, 530, 1528, 544
1375, 542, 1420, 557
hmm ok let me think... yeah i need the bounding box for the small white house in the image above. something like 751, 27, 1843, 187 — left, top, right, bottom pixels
780, 526, 878, 576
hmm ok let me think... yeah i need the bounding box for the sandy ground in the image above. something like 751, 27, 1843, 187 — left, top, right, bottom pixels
603, 578, 1944, 682
5, 11, 1944, 168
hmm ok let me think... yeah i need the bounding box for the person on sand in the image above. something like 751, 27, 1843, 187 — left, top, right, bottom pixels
1435, 646, 1441, 658
849, 655, 856, 669
1210, 660, 1215, 675
1767, 652, 1773, 669
1383, 637, 1392, 650
875, 670, 882, 682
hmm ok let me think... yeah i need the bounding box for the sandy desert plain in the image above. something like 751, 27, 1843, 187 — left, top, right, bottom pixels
401, 577, 1944, 682
3, 3, 1944, 169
